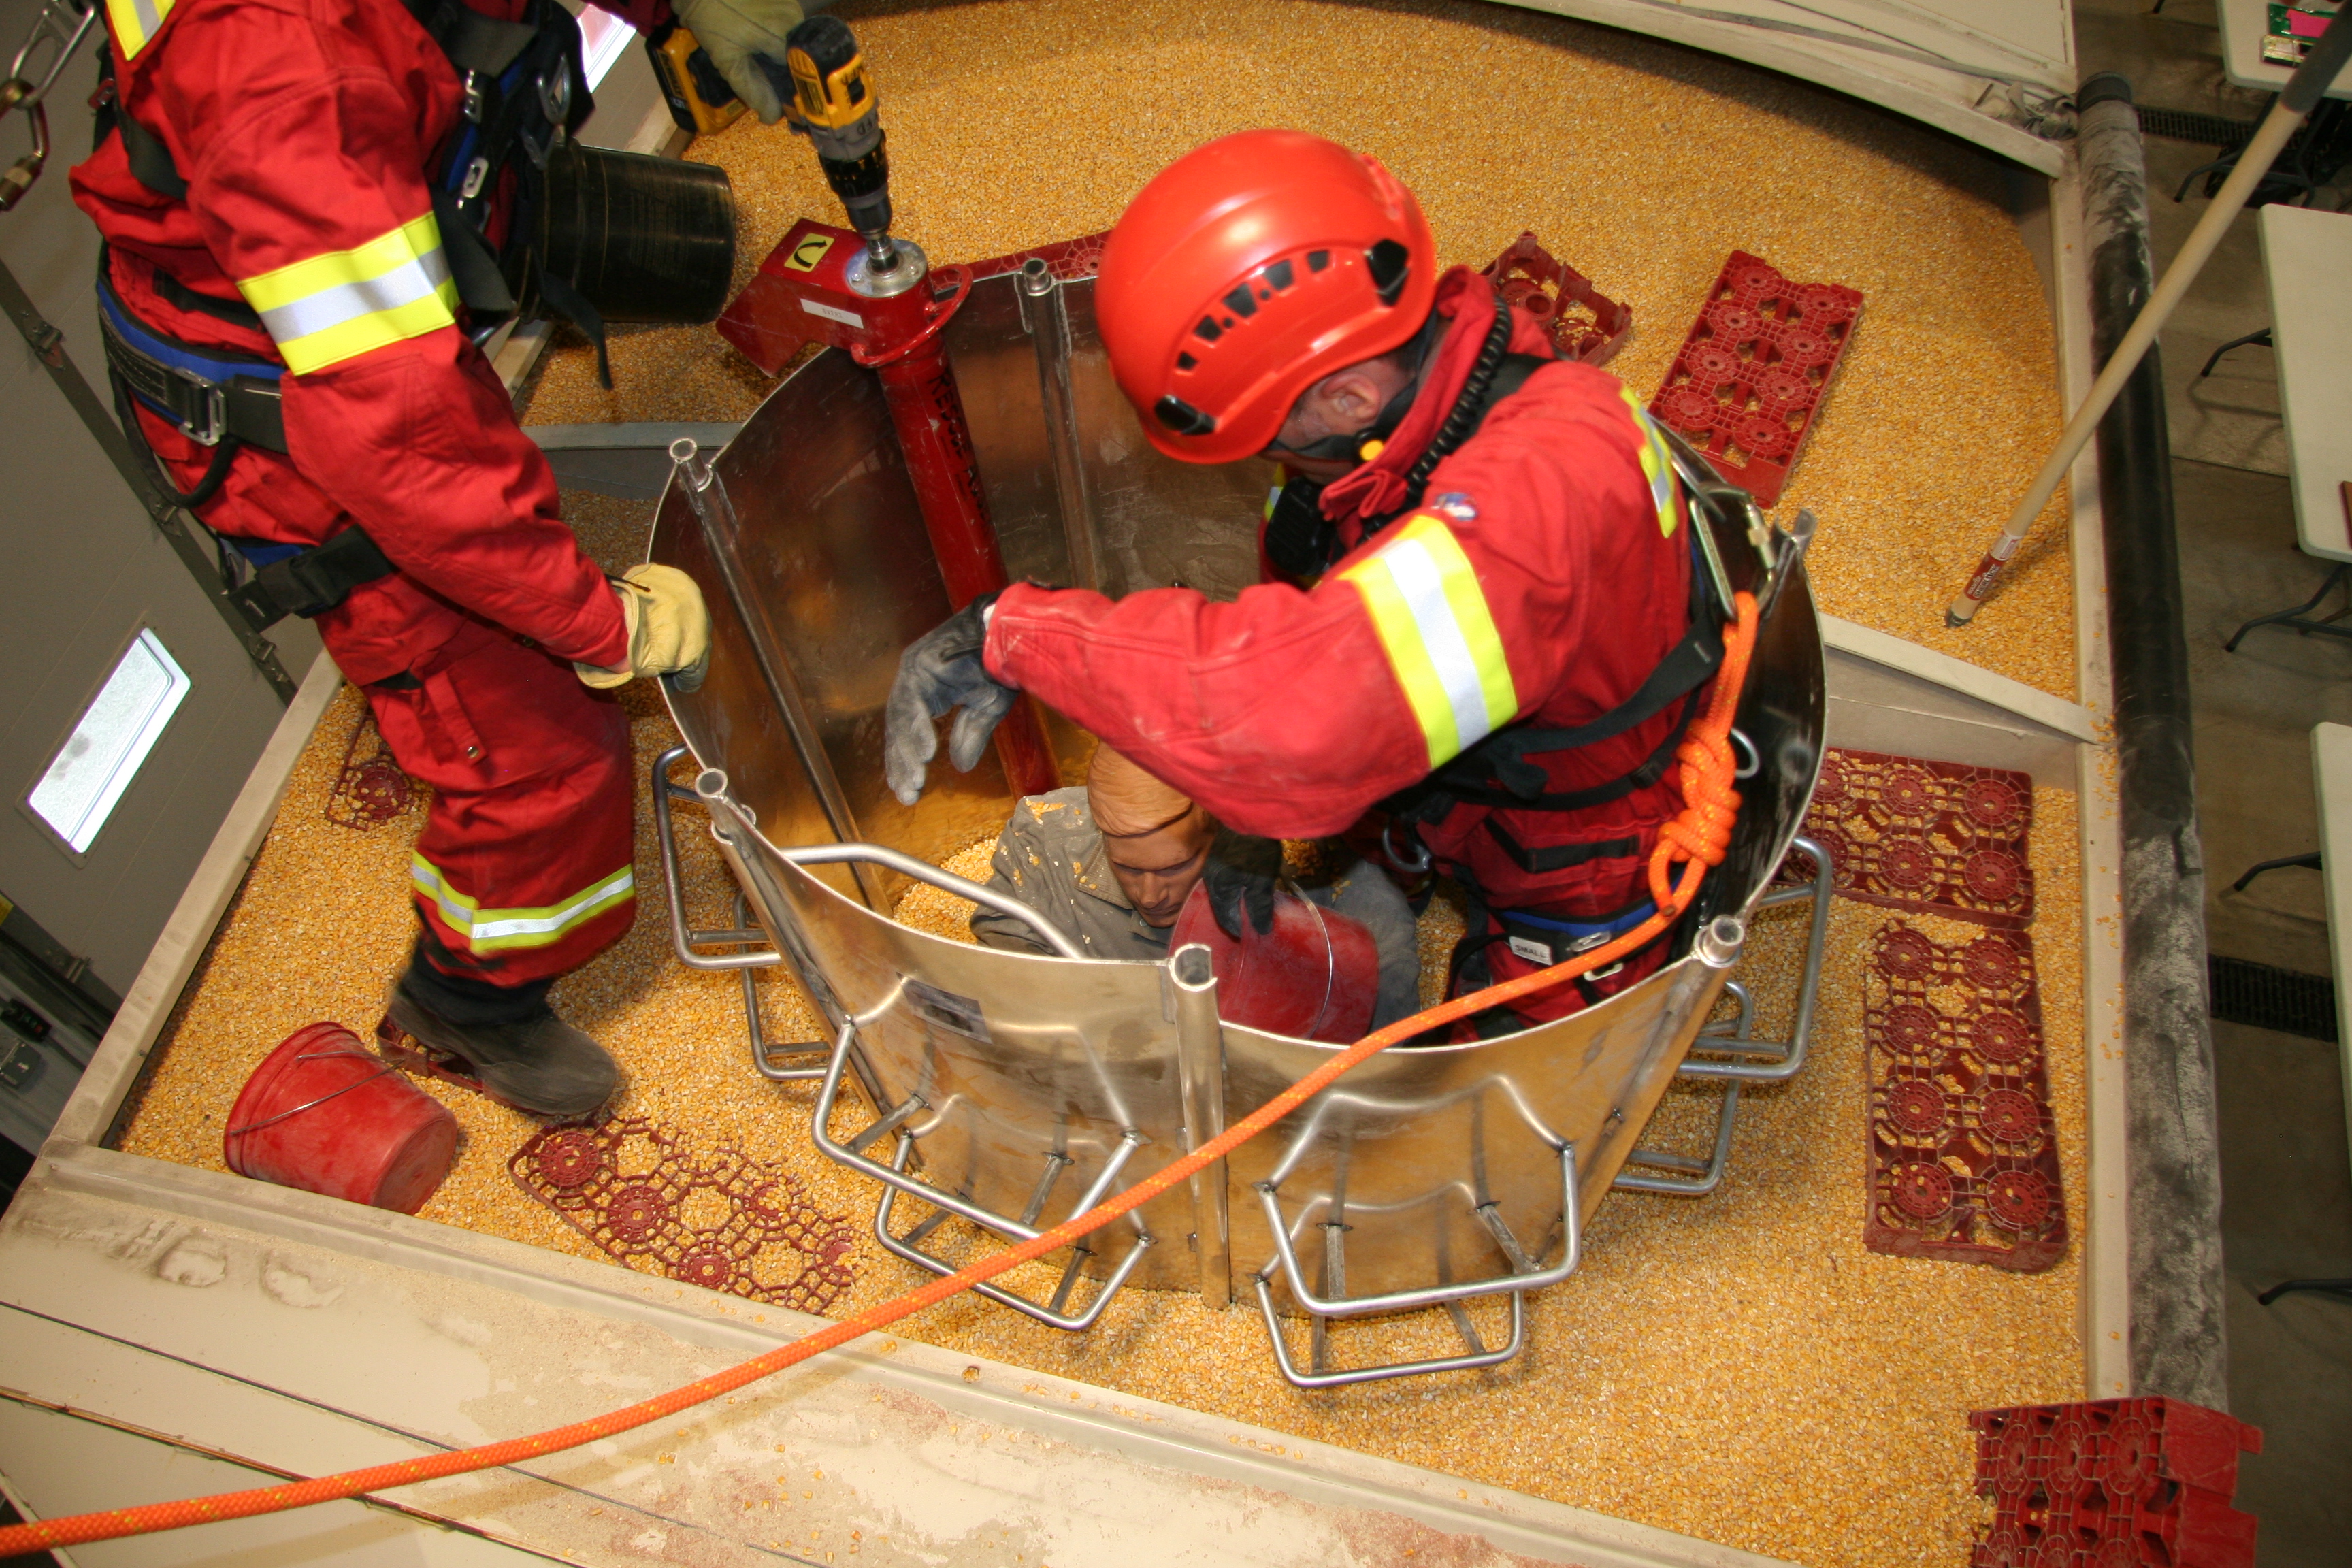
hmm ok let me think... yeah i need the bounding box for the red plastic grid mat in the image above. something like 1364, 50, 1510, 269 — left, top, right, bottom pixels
1647, 250, 1861, 508
510, 1117, 859, 1314
1971, 1398, 2262, 1568
1482, 232, 1630, 365
325, 713, 415, 830
1864, 920, 2067, 1272
1795, 748, 2036, 930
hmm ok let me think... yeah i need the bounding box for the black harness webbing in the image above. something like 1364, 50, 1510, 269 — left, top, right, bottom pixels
223, 525, 400, 628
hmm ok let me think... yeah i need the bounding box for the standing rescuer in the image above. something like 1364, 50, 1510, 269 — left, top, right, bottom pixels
887, 130, 1729, 1032
68, 0, 799, 1116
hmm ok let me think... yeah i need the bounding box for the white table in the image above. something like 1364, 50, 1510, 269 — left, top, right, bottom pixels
2308, 723, 2352, 1175
2221, 204, 2352, 649
2261, 204, 2352, 564
2219, 0, 2352, 101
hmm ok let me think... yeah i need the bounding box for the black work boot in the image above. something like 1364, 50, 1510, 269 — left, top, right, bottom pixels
385, 965, 617, 1120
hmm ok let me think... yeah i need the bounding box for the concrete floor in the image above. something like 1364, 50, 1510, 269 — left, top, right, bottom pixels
2076, 3, 2352, 1562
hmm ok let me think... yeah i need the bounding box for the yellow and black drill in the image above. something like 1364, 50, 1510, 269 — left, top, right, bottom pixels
783, 14, 899, 275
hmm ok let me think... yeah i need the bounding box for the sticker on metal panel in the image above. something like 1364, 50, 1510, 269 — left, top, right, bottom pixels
798, 296, 864, 329
783, 233, 836, 273
904, 978, 990, 1043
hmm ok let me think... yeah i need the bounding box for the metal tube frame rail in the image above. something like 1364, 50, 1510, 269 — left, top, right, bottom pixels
1609, 836, 1833, 1197
1249, 1145, 1581, 1389
809, 1020, 1156, 1331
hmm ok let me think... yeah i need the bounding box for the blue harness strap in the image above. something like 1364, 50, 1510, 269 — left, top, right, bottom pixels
97, 277, 287, 453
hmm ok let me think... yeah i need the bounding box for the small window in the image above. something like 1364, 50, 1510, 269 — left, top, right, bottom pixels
575, 6, 636, 91
25, 629, 191, 855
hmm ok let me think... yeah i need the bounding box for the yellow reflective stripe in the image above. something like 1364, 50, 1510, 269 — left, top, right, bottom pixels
235, 214, 458, 374
108, 0, 172, 59
410, 855, 635, 953
1338, 513, 1518, 768
1620, 387, 1681, 538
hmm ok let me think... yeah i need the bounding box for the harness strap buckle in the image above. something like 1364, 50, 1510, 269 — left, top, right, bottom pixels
167, 362, 226, 445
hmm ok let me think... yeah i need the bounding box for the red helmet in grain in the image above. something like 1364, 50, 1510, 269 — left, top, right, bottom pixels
1095, 130, 1438, 466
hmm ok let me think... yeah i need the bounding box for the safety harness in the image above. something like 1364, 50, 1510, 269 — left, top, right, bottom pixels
89, 0, 598, 627
1274, 289, 1742, 984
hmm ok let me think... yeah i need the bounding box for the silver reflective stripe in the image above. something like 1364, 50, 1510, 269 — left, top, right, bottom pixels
132, 0, 162, 41
257, 246, 455, 346
1380, 536, 1495, 753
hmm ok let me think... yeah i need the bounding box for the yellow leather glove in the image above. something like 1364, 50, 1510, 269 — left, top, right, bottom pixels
672, 0, 805, 123
576, 565, 710, 691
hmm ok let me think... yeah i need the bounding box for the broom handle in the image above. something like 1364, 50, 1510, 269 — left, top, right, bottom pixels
1946, 16, 2352, 627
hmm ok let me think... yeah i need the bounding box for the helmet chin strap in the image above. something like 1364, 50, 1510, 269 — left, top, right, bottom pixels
1271, 309, 1444, 463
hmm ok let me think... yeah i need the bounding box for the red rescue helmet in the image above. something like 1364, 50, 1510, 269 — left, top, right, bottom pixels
1096, 130, 1439, 466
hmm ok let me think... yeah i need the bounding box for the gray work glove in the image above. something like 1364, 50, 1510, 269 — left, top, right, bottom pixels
1202, 829, 1282, 940
672, 0, 804, 123
885, 592, 1015, 806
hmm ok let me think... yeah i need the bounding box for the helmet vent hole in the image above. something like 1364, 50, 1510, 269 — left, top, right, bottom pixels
1154, 395, 1217, 436
1366, 239, 1410, 304
1307, 249, 1330, 272
1194, 316, 1222, 342
1222, 286, 1258, 318
1264, 259, 1295, 291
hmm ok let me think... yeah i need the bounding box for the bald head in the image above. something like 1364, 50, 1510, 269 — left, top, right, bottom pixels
1085, 748, 1214, 927
1086, 747, 1193, 837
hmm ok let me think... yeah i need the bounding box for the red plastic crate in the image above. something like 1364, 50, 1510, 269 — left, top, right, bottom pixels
1970, 1399, 2263, 1568
1481, 232, 1631, 365
1647, 250, 1861, 507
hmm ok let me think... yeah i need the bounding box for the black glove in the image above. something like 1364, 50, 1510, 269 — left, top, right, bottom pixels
1201, 829, 1282, 940
885, 592, 1016, 806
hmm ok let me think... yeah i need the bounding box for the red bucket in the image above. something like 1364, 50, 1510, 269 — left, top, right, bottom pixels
223, 1022, 459, 1213
1170, 883, 1379, 1042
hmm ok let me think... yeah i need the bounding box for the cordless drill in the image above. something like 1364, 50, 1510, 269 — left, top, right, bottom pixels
783, 15, 898, 275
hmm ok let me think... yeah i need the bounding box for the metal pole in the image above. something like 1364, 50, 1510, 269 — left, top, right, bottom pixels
1018, 257, 1102, 593
0, 255, 295, 701
1170, 942, 1231, 1309
2064, 82, 2230, 1407
1945, 18, 2352, 627
869, 341, 1061, 798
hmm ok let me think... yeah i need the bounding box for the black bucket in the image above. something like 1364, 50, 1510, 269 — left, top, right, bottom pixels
538, 142, 736, 324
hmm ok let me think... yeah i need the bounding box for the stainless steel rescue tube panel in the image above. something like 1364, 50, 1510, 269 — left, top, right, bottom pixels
653, 266, 1827, 1313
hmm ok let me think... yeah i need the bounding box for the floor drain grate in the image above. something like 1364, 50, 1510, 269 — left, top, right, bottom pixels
2137, 107, 2257, 146
2208, 955, 2338, 1042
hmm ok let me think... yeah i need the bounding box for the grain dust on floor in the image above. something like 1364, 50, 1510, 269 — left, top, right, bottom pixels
117, 3, 2099, 1563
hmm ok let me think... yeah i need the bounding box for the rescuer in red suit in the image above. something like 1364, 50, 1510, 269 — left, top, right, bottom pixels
886, 130, 1726, 1033
69, 0, 798, 1114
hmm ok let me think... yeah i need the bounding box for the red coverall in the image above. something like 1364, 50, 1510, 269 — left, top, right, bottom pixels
71, 0, 672, 992
987, 268, 1699, 1020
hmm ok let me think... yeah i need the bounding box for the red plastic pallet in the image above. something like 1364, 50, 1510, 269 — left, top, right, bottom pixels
1648, 250, 1861, 508
325, 712, 414, 830
512, 1117, 859, 1313
1971, 1399, 2263, 1568
1482, 232, 1631, 365
1863, 920, 2068, 1272
1796, 748, 2036, 930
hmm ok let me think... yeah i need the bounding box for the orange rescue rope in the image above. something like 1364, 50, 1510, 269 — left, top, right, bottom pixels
0, 592, 1759, 1557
